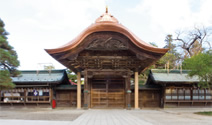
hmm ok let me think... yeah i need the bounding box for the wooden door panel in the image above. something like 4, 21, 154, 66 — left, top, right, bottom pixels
91, 78, 125, 108
56, 91, 71, 107
140, 90, 160, 107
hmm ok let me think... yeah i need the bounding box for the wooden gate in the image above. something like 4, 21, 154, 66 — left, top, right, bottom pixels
139, 90, 161, 108
56, 90, 77, 107
91, 78, 125, 108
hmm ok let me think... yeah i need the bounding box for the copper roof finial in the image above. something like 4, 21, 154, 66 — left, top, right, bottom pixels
95, 6, 119, 23
106, 6, 108, 13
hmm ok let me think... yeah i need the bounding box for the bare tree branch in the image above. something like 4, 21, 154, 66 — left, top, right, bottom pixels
173, 26, 211, 57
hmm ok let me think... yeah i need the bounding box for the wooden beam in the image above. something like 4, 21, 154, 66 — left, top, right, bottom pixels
58, 51, 79, 61
63, 54, 152, 72
77, 72, 81, 109
134, 71, 139, 109
78, 56, 137, 60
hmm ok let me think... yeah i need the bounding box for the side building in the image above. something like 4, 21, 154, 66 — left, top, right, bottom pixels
0, 69, 71, 107
145, 69, 212, 107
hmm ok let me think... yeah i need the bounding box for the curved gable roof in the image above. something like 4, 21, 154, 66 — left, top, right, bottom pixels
45, 11, 168, 54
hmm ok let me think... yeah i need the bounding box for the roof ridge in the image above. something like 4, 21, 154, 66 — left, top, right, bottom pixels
17, 69, 66, 72
151, 69, 190, 74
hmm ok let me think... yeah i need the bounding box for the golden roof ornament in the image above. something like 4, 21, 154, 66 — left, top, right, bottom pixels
106, 6, 108, 13
95, 6, 119, 23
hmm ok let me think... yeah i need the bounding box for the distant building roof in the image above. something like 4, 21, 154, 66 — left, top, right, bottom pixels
12, 69, 69, 84
147, 69, 199, 84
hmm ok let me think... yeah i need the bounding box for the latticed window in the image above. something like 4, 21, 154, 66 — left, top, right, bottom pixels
185, 89, 191, 100
193, 89, 199, 100
172, 88, 177, 100
1, 89, 25, 103
206, 89, 212, 100
199, 89, 205, 100
165, 88, 171, 100
178, 88, 184, 100
26, 88, 50, 102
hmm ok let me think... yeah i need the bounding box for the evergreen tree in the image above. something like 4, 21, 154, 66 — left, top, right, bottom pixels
156, 34, 180, 69
165, 35, 175, 54
0, 18, 20, 90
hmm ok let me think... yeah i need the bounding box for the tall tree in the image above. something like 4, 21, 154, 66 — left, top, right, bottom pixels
165, 34, 176, 54
0, 18, 20, 90
183, 40, 204, 58
156, 34, 180, 69
183, 50, 212, 88
174, 26, 211, 57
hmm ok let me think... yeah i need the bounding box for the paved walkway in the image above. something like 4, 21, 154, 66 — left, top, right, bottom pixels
71, 109, 152, 125
0, 108, 212, 125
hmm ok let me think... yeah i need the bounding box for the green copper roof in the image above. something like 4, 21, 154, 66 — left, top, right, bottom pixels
12, 69, 68, 83
150, 69, 199, 83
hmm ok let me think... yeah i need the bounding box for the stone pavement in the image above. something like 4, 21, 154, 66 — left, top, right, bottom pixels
71, 109, 152, 125
0, 108, 212, 125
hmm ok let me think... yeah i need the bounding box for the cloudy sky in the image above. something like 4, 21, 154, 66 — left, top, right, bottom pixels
0, 0, 212, 70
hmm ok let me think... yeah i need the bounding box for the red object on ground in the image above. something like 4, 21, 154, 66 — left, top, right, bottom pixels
52, 99, 56, 109
69, 80, 77, 85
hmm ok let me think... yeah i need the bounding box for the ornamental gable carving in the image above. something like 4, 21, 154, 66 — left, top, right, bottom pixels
86, 37, 128, 50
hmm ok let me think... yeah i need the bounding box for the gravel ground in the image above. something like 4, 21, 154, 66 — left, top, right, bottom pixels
0, 107, 84, 121
130, 108, 212, 125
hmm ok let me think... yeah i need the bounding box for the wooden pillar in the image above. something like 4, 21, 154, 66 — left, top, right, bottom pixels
0, 90, 1, 105
126, 73, 131, 110
87, 78, 91, 108
77, 72, 81, 109
83, 70, 89, 109
24, 89, 26, 106
50, 88, 53, 106
134, 71, 139, 109
161, 86, 165, 108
